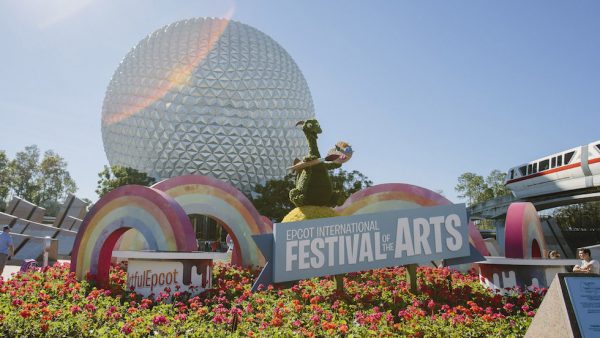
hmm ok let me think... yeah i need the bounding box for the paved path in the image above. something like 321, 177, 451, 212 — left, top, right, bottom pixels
2, 260, 70, 280
1, 264, 22, 280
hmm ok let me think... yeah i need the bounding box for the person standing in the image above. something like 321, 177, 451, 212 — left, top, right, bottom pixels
0, 225, 14, 275
573, 248, 600, 274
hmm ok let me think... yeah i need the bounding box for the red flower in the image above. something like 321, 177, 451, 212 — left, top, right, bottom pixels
121, 324, 133, 334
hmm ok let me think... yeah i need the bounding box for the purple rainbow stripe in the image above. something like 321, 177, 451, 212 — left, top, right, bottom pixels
71, 185, 197, 283
505, 202, 547, 258
335, 183, 490, 256
152, 175, 271, 267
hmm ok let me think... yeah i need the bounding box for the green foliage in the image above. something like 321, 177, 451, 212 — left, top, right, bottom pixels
251, 173, 296, 222
290, 161, 340, 207
0, 145, 77, 214
252, 169, 373, 222
553, 201, 600, 230
455, 170, 511, 206
0, 151, 10, 211
96, 165, 156, 198
9, 145, 40, 200
289, 119, 342, 207
36, 150, 77, 208
330, 168, 373, 202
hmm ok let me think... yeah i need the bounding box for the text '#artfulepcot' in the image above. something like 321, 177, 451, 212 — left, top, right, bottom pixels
273, 204, 470, 282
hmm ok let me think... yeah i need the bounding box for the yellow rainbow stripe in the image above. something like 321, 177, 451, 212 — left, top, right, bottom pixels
153, 175, 271, 267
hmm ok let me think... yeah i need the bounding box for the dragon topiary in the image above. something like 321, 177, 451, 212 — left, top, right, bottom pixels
290, 119, 352, 207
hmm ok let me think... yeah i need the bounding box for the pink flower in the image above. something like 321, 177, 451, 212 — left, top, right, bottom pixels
152, 315, 169, 325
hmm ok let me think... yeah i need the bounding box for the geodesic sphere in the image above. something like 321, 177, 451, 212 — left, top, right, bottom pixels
101, 18, 314, 193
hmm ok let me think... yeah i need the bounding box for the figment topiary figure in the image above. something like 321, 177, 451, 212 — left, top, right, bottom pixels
283, 118, 354, 292
288, 119, 350, 208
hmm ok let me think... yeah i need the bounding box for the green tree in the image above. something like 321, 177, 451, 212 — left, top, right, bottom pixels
1, 145, 78, 215
251, 173, 296, 222
455, 172, 486, 205
0, 150, 11, 211
251, 168, 373, 222
34, 150, 77, 208
455, 170, 511, 206
9, 145, 40, 200
96, 165, 156, 198
485, 169, 511, 197
330, 169, 373, 205
553, 201, 600, 230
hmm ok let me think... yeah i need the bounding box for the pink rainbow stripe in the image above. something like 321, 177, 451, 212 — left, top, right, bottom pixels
152, 175, 271, 267
504, 202, 547, 258
336, 183, 490, 256
71, 185, 197, 283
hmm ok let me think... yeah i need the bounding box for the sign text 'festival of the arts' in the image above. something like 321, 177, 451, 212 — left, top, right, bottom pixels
252, 204, 472, 288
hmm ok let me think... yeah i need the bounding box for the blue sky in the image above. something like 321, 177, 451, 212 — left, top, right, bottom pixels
1, 1, 599, 203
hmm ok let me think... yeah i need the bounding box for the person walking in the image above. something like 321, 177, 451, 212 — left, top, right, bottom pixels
573, 248, 600, 274
0, 225, 14, 275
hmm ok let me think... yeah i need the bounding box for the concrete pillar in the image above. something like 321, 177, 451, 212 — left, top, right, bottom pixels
494, 218, 505, 256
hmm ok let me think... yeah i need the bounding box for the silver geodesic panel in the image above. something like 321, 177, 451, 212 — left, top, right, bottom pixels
101, 18, 314, 193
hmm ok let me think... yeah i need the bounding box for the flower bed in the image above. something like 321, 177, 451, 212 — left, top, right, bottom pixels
0, 262, 544, 337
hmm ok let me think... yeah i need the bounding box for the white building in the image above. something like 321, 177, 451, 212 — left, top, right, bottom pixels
101, 18, 314, 193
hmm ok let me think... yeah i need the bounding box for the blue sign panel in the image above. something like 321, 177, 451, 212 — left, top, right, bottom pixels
564, 276, 600, 338
270, 204, 469, 283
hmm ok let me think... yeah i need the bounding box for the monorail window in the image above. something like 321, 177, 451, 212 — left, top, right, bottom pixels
533, 163, 537, 173
551, 157, 556, 168
539, 159, 549, 171
564, 151, 574, 164
527, 164, 532, 175
596, 144, 600, 152
519, 166, 526, 176
557, 155, 563, 166
509, 169, 514, 179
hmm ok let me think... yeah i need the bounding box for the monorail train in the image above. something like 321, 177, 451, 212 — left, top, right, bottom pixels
505, 140, 600, 198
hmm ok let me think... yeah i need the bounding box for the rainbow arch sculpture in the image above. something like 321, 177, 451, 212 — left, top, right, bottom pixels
152, 175, 272, 266
71, 176, 271, 285
504, 202, 547, 258
335, 183, 490, 256
71, 185, 197, 283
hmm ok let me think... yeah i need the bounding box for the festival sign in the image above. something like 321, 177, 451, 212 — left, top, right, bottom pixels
253, 204, 474, 290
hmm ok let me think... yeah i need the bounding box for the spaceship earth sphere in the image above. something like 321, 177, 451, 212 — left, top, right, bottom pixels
101, 18, 314, 193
